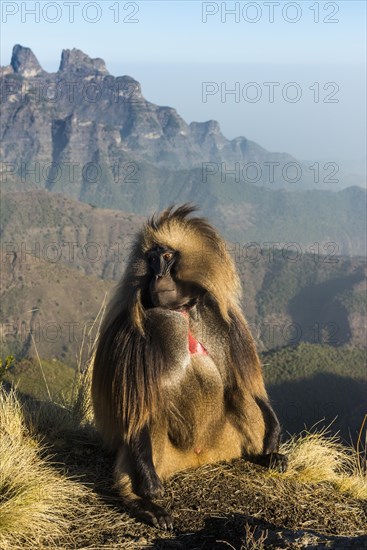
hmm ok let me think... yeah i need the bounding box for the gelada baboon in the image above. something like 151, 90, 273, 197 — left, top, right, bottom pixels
92, 204, 287, 529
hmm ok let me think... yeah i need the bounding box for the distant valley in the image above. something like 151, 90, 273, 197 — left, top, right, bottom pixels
1, 191, 365, 363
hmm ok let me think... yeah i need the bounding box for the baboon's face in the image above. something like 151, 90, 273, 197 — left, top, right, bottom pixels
147, 246, 200, 309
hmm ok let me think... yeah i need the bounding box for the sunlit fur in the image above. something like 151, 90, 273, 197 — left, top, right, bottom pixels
91, 204, 284, 527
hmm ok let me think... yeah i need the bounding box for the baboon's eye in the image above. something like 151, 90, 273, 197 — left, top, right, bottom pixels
163, 252, 173, 261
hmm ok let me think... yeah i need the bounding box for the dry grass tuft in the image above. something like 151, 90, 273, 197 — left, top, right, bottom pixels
71, 294, 107, 426
0, 387, 124, 550
0, 386, 78, 549
279, 428, 367, 499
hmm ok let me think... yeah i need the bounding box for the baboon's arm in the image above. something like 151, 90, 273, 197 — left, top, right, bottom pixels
130, 426, 165, 499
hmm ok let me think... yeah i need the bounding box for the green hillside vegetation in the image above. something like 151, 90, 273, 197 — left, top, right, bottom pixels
2, 358, 75, 402
338, 287, 367, 314
256, 253, 365, 320
252, 253, 366, 348
263, 343, 366, 384
263, 343, 366, 443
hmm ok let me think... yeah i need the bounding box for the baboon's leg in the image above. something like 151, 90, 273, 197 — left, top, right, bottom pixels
249, 397, 288, 472
114, 443, 173, 530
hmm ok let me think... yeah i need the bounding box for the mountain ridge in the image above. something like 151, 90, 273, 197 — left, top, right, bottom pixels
1, 44, 357, 193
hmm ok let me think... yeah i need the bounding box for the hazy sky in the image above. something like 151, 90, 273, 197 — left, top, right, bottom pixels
1, 0, 366, 162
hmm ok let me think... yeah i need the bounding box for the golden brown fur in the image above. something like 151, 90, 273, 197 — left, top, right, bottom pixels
92, 204, 286, 529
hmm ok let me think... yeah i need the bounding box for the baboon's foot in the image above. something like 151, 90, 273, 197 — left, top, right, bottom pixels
134, 499, 173, 530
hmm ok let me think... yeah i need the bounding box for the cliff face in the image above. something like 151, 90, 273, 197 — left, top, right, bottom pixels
0, 44, 295, 193
10, 44, 44, 76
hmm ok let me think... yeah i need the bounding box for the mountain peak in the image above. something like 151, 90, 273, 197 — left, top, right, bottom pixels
58, 48, 108, 75
11, 44, 43, 76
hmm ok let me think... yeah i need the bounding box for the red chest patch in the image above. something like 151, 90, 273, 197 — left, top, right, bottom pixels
188, 332, 208, 355
177, 309, 208, 355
